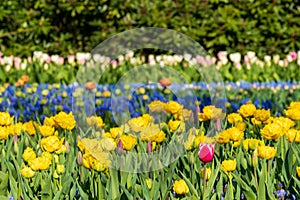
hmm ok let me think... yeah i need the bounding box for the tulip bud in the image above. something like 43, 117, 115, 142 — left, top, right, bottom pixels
54, 154, 59, 164
53, 170, 59, 179
117, 140, 123, 154
1, 149, 5, 157
147, 141, 152, 153
195, 105, 200, 114
13, 134, 18, 154
189, 112, 194, 123
198, 143, 215, 163
25, 137, 29, 147
65, 140, 70, 153
216, 119, 221, 131
13, 133, 18, 143
77, 151, 82, 165
252, 149, 258, 167
56, 164, 65, 174
189, 152, 195, 164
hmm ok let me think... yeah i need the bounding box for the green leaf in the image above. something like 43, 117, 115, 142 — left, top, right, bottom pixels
120, 185, 133, 200
0, 172, 8, 196
204, 163, 220, 199
76, 181, 89, 200
52, 189, 63, 200
258, 160, 266, 199
231, 172, 256, 200
179, 171, 200, 199
109, 168, 120, 200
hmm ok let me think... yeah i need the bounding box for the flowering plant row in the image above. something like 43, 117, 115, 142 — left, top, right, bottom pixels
1, 50, 300, 84
1, 81, 300, 122
0, 100, 299, 199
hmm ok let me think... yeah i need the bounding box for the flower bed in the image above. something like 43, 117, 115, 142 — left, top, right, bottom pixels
1, 50, 300, 199
0, 99, 299, 199
1, 81, 300, 122
1, 51, 300, 84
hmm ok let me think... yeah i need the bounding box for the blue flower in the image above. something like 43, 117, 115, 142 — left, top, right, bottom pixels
277, 189, 286, 198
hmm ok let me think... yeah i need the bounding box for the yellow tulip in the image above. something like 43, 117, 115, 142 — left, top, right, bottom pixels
20, 166, 35, 178
110, 127, 122, 138
297, 166, 300, 178
257, 146, 276, 160
173, 179, 189, 195
238, 103, 256, 118
254, 109, 270, 122
164, 101, 182, 114
0, 126, 9, 140
201, 167, 212, 180
148, 100, 166, 113
227, 113, 243, 124
38, 125, 55, 137
222, 159, 236, 172
0, 112, 14, 126
54, 111, 76, 130
41, 135, 63, 153
22, 147, 36, 162
119, 134, 137, 151
29, 157, 51, 171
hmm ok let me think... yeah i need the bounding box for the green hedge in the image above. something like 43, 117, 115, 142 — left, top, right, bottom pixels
1, 0, 299, 57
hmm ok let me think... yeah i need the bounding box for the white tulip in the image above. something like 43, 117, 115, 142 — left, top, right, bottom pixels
156, 55, 162, 62
44, 63, 49, 70
33, 51, 43, 61
273, 55, 280, 64
217, 51, 228, 59
5, 64, 11, 72
229, 52, 241, 63
21, 62, 27, 70
184, 53, 192, 62
247, 51, 256, 60
174, 55, 183, 62
220, 57, 228, 65
264, 55, 271, 62
286, 54, 293, 62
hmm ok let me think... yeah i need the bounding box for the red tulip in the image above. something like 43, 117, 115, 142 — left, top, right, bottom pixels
198, 143, 215, 163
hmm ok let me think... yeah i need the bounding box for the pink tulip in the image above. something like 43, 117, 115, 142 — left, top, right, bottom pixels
195, 105, 200, 114
216, 119, 221, 131
117, 140, 124, 154
189, 112, 194, 123
147, 141, 152, 153
290, 52, 297, 60
198, 143, 215, 163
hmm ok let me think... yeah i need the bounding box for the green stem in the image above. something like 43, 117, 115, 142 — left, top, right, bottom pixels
267, 159, 271, 182
97, 174, 103, 200
229, 173, 234, 200
254, 167, 258, 191
230, 142, 234, 157
91, 170, 95, 198
202, 164, 206, 200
